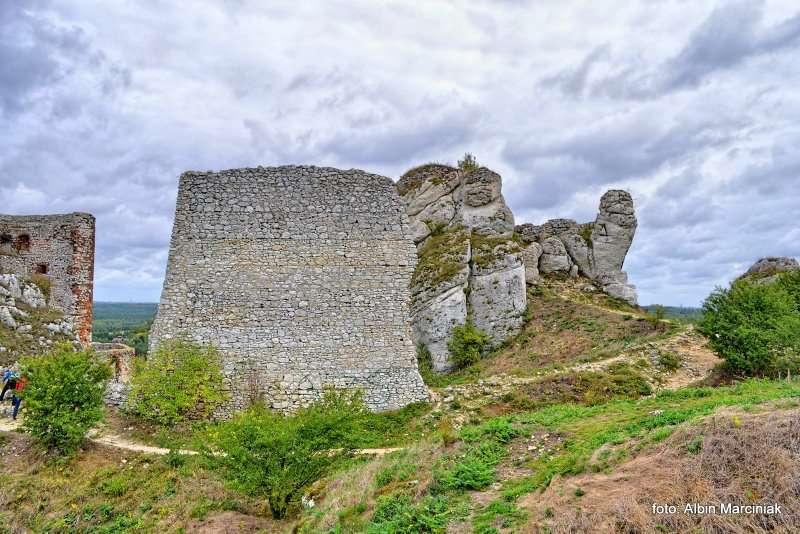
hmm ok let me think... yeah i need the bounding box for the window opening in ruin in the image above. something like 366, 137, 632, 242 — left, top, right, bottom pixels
14, 234, 31, 251
35, 263, 49, 274
0, 234, 13, 255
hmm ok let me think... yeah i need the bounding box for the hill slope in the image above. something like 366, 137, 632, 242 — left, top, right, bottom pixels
2, 275, 785, 534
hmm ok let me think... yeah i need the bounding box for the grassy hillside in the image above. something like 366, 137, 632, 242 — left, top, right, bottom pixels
3, 276, 796, 533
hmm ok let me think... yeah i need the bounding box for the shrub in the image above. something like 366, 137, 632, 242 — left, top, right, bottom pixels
126, 340, 228, 426
416, 343, 435, 384
698, 272, 800, 376
447, 321, 489, 369
457, 153, 479, 172
215, 390, 367, 519
21, 344, 111, 455
366, 493, 450, 533
460, 418, 522, 444
658, 351, 681, 371
435, 441, 504, 491
578, 364, 652, 406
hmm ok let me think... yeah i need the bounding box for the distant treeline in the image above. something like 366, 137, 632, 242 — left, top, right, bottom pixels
93, 302, 158, 355
644, 305, 702, 324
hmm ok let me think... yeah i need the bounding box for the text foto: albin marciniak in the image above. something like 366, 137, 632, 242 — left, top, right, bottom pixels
652, 503, 783, 515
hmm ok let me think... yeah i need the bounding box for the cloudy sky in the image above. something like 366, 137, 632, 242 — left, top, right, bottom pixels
2, 1, 798, 306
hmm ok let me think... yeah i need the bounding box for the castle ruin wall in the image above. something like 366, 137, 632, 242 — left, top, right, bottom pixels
0, 213, 95, 344
149, 166, 430, 415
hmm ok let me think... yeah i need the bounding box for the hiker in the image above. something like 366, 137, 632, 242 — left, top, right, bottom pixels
11, 375, 25, 420
0, 368, 16, 401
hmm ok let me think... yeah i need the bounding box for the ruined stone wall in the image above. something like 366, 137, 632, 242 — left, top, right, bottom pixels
150, 166, 429, 415
0, 213, 95, 344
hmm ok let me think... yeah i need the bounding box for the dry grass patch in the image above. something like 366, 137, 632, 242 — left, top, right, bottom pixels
523, 407, 800, 533
478, 285, 664, 376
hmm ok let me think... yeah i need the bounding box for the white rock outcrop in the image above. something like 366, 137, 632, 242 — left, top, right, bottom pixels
516, 190, 638, 305
398, 164, 527, 371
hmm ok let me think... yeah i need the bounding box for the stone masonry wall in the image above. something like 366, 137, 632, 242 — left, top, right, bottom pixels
0, 213, 95, 344
150, 166, 430, 415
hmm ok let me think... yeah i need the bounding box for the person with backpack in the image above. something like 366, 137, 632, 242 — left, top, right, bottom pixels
0, 368, 17, 401
11, 375, 25, 420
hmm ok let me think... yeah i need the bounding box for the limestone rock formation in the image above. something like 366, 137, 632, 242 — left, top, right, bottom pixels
740, 256, 799, 285
397, 164, 526, 371
0, 273, 78, 364
515, 190, 638, 305
745, 257, 799, 277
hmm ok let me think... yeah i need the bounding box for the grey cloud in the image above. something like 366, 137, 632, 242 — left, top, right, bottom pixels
541, 45, 610, 96
547, 1, 800, 100
2, 0, 799, 306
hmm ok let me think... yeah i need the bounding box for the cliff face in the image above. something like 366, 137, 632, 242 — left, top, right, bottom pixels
398, 165, 526, 372
399, 164, 639, 372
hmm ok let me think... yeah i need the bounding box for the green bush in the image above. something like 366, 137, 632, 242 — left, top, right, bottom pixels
215, 390, 367, 519
579, 364, 652, 405
447, 321, 489, 369
126, 340, 228, 426
416, 343, 436, 385
366, 493, 450, 534
460, 418, 522, 444
21, 344, 111, 455
457, 153, 479, 172
657, 350, 681, 371
698, 271, 800, 376
435, 441, 504, 491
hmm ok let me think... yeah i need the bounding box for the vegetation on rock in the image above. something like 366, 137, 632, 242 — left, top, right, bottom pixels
457, 152, 479, 172
411, 225, 469, 290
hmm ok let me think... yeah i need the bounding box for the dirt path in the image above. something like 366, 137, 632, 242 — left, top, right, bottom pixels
0, 418, 402, 457
569, 325, 719, 390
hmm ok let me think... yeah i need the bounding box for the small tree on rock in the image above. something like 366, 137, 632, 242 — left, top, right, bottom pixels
457, 153, 479, 172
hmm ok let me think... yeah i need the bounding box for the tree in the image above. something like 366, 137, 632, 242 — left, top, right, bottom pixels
457, 153, 479, 172
21, 344, 111, 455
126, 340, 228, 425
214, 390, 367, 519
698, 271, 800, 376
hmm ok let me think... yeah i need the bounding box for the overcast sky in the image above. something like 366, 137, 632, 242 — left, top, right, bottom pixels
2, 1, 798, 306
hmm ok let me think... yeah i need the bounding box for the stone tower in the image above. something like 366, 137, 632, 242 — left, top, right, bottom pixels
150, 166, 429, 415
0, 213, 95, 344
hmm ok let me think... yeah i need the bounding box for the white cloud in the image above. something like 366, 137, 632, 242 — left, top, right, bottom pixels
1, 0, 799, 305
